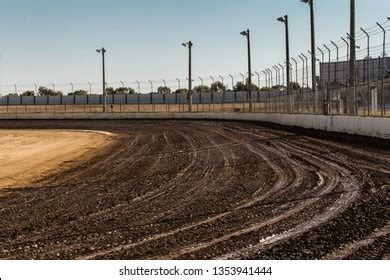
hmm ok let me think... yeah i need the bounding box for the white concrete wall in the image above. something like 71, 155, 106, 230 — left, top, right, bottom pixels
1, 112, 389, 139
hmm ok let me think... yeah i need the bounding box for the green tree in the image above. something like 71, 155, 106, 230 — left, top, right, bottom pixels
68, 90, 88, 96
289, 82, 301, 91
157, 86, 172, 94
7, 93, 18, 97
260, 87, 271, 91
234, 80, 259, 91
127, 87, 136, 94
234, 82, 246, 91
193, 85, 210, 93
38, 86, 63, 96
210, 81, 226, 92
175, 88, 189, 94
106, 87, 115, 95
21, 90, 35, 96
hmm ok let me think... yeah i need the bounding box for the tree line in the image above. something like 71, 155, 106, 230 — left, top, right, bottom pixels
4, 82, 301, 97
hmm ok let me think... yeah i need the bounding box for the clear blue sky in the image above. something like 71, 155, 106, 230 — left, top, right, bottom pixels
0, 0, 389, 91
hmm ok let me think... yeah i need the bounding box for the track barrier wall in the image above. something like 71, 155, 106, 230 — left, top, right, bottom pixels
0, 112, 388, 139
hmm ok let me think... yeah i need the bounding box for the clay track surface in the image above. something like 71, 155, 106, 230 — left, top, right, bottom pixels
0, 120, 389, 260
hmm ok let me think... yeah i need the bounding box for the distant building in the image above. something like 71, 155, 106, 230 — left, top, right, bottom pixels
319, 57, 390, 86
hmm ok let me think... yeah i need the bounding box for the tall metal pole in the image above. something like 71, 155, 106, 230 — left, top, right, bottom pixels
377, 22, 386, 117
310, 1, 316, 93
182, 41, 193, 112
88, 82, 92, 95
188, 41, 193, 112
149, 80, 153, 93
162, 79, 167, 87
241, 29, 253, 112
96, 47, 106, 112
301, 0, 317, 93
176, 78, 181, 90
349, 0, 357, 115
136, 81, 140, 93
278, 15, 291, 105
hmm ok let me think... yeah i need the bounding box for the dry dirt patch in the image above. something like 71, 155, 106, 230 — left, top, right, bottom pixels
0, 129, 114, 188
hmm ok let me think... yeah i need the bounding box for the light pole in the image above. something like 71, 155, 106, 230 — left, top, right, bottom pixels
14, 84, 17, 95
162, 79, 167, 87
149, 80, 153, 93
120, 81, 125, 88
182, 41, 193, 112
88, 82, 92, 95
136, 81, 140, 93
176, 78, 181, 90
241, 29, 253, 112
34, 83, 38, 95
96, 47, 107, 112
51, 83, 56, 91
359, 28, 371, 115
70, 82, 74, 93
377, 22, 386, 117
229, 75, 234, 90
301, 0, 316, 93
349, 0, 357, 115
277, 15, 291, 99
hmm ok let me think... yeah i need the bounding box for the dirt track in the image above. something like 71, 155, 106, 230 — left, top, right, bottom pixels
0, 129, 113, 189
0, 120, 389, 260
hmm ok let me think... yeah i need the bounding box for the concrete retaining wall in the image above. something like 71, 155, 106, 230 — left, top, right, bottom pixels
1, 112, 389, 139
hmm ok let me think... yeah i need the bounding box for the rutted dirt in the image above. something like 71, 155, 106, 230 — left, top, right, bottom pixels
0, 120, 388, 260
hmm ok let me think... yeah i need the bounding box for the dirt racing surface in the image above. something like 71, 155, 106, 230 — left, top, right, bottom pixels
0, 129, 113, 189
0, 120, 389, 260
